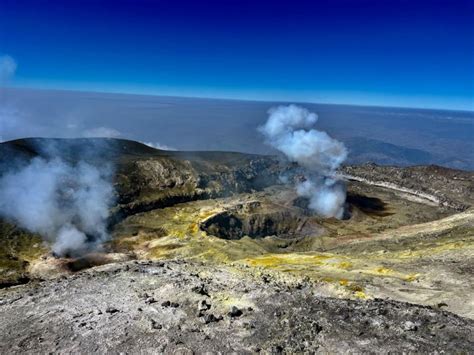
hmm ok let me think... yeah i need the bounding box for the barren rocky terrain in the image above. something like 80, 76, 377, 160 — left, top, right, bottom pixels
1, 260, 473, 354
0, 138, 473, 353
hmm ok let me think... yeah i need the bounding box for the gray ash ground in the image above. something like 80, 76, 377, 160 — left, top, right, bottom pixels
0, 260, 472, 354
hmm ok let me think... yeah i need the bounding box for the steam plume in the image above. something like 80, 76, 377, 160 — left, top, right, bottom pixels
142, 141, 177, 151
0, 152, 114, 256
259, 105, 347, 218
0, 55, 115, 255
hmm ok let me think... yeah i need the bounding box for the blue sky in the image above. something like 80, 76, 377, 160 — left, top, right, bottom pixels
1, 0, 473, 110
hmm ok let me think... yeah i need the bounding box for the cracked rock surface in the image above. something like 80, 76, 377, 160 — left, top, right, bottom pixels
0, 260, 472, 354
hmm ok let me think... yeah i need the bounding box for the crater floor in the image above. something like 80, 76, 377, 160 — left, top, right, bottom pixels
108, 180, 474, 319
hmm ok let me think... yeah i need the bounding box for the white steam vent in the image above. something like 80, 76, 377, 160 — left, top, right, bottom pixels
0, 157, 114, 256
259, 104, 348, 218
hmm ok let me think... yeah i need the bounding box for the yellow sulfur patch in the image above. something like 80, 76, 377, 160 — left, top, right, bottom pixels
374, 267, 394, 275
354, 291, 368, 299
337, 261, 353, 270
187, 223, 199, 235
404, 273, 420, 282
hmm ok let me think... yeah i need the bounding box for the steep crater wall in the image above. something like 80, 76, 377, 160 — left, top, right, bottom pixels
113, 155, 283, 223
199, 202, 320, 240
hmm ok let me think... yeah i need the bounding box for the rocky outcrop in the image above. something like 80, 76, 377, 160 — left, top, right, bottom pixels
341, 163, 474, 210
113, 153, 282, 222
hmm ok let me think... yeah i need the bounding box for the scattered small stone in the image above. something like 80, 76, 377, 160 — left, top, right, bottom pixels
313, 322, 323, 333
244, 321, 257, 330
192, 284, 210, 296
228, 306, 243, 318
151, 319, 162, 330
170, 302, 179, 308
161, 301, 171, 307
105, 307, 119, 314
403, 321, 418, 331
203, 314, 223, 324
198, 300, 211, 312
145, 297, 156, 304
270, 345, 284, 354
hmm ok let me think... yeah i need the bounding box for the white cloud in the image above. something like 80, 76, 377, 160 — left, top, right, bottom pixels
82, 127, 121, 138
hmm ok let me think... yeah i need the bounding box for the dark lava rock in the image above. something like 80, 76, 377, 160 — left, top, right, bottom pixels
198, 300, 211, 312
228, 306, 243, 318
105, 307, 119, 314
192, 284, 210, 296
145, 297, 156, 304
203, 314, 223, 324
151, 320, 162, 330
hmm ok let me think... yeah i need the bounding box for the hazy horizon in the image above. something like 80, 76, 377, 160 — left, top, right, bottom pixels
1, 87, 473, 171
4, 85, 474, 113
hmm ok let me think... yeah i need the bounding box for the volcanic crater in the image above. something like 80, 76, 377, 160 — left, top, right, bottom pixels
0, 138, 473, 353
